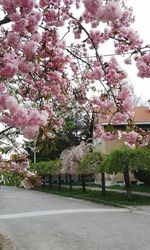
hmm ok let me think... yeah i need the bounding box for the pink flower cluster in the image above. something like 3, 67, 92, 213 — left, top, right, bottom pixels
93, 96, 114, 111
106, 58, 127, 85
10, 161, 29, 173
0, 0, 149, 151
114, 28, 143, 54
23, 178, 33, 190
0, 92, 49, 139
85, 66, 103, 80
124, 131, 140, 148
119, 84, 134, 113
136, 53, 150, 78
94, 124, 118, 141
111, 112, 128, 125
88, 29, 111, 48
83, 0, 121, 24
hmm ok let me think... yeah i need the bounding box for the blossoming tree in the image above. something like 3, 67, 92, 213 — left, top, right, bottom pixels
0, 152, 40, 189
0, 0, 150, 154
60, 141, 91, 190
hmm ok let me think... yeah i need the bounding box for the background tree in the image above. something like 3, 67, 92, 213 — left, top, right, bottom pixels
24, 112, 93, 162
60, 141, 92, 191
103, 147, 150, 200
77, 151, 105, 194
31, 159, 62, 188
128, 147, 150, 186
103, 148, 133, 200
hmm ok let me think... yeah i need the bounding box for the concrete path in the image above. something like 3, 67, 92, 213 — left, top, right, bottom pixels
62, 185, 150, 197
0, 186, 150, 250
95, 186, 150, 197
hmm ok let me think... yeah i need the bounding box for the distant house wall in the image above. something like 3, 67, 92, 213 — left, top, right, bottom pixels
94, 137, 125, 155
94, 137, 137, 185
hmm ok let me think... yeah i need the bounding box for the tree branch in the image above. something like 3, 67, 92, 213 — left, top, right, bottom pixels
0, 127, 14, 136
0, 16, 11, 26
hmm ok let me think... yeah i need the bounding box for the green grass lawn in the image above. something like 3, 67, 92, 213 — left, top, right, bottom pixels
0, 240, 2, 250
108, 184, 150, 193
61, 183, 150, 193
35, 186, 150, 206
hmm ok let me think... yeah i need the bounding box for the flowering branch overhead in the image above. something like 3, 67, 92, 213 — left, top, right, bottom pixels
0, 0, 149, 153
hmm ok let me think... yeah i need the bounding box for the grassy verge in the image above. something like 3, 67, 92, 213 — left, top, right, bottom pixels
0, 235, 3, 250
35, 186, 150, 206
108, 184, 150, 193
0, 234, 13, 250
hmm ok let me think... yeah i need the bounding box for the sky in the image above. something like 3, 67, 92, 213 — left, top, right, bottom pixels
64, 0, 150, 104
121, 0, 150, 103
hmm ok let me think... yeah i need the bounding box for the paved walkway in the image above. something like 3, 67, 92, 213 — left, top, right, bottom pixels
60, 184, 150, 197
0, 186, 150, 250
95, 186, 150, 197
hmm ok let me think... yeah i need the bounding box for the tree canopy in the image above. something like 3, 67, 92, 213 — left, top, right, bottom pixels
0, 0, 150, 151
77, 151, 105, 175
103, 147, 150, 174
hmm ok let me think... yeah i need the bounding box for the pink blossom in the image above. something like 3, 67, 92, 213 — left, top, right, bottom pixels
0, 84, 7, 93
0, 63, 18, 79
136, 53, 150, 78
27, 11, 42, 33
111, 112, 128, 125
22, 41, 37, 58
101, 132, 118, 141
10, 162, 20, 173
124, 131, 139, 148
5, 95, 18, 112
22, 125, 40, 139
7, 32, 19, 49
93, 97, 114, 111
106, 68, 126, 85
23, 178, 33, 189
118, 84, 132, 100
121, 97, 134, 112
18, 61, 34, 74
21, 162, 29, 172
97, 0, 121, 22
85, 66, 103, 80
124, 57, 132, 65
13, 18, 29, 33
83, 0, 102, 16
94, 124, 103, 138
19, 0, 35, 14
114, 28, 143, 54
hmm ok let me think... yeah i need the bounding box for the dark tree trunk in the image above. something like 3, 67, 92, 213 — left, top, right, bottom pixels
69, 174, 72, 191
58, 174, 61, 190
42, 176, 46, 188
48, 174, 52, 188
123, 169, 132, 200
85, 112, 94, 156
65, 173, 69, 185
89, 112, 94, 141
101, 172, 106, 196
81, 174, 86, 192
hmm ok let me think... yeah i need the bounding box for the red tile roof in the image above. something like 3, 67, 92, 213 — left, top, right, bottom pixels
100, 106, 150, 124
133, 106, 150, 123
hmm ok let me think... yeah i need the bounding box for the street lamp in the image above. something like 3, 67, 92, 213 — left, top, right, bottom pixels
30, 141, 37, 163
